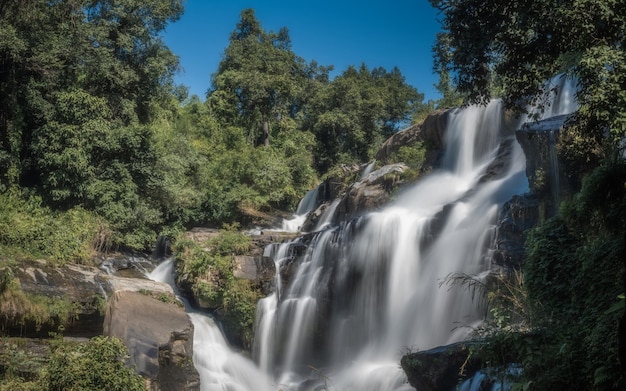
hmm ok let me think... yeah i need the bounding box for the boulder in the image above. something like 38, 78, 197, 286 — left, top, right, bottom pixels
103, 291, 200, 391
400, 341, 482, 391
233, 255, 274, 282
332, 163, 408, 224
11, 261, 111, 337
376, 109, 450, 167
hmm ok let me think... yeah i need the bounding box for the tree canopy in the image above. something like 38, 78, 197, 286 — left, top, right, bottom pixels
431, 0, 626, 164
0, 4, 423, 251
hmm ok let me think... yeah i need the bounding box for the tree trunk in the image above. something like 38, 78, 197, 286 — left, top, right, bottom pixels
262, 120, 269, 147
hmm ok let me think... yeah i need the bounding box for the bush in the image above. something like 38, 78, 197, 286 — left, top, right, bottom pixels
43, 336, 144, 391
0, 190, 106, 264
174, 226, 261, 348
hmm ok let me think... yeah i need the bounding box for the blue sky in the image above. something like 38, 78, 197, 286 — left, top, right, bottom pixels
161, 0, 443, 102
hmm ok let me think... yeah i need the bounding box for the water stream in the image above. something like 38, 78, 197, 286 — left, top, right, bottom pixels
253, 77, 578, 391
148, 260, 273, 391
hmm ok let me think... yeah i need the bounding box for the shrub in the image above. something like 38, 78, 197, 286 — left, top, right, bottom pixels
43, 336, 145, 391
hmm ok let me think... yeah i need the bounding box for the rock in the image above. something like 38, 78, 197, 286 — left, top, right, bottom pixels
233, 255, 274, 281
400, 341, 482, 391
516, 114, 576, 216
11, 261, 111, 337
103, 291, 200, 390
332, 163, 408, 224
376, 109, 450, 167
492, 194, 540, 268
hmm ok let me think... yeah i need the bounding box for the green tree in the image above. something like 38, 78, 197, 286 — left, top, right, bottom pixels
0, 0, 184, 249
305, 64, 422, 173
430, 0, 626, 162
430, 0, 626, 387
208, 8, 309, 146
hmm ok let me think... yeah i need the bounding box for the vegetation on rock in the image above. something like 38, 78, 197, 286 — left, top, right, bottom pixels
174, 226, 262, 348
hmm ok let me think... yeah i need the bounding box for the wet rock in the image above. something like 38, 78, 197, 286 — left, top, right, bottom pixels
376, 109, 450, 168
516, 114, 574, 216
103, 291, 199, 390
332, 163, 408, 224
492, 194, 540, 268
401, 341, 482, 391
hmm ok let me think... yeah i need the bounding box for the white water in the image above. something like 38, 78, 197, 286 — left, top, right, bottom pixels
254, 82, 578, 390
147, 260, 273, 391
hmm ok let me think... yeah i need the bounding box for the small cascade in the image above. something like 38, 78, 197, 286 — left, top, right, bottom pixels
147, 259, 273, 391
527, 75, 579, 121
313, 198, 341, 231
253, 242, 293, 372
296, 188, 319, 215
281, 188, 320, 232
361, 160, 377, 179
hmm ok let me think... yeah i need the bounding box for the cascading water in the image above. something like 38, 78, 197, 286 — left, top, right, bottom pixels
254, 79, 578, 390
148, 260, 273, 391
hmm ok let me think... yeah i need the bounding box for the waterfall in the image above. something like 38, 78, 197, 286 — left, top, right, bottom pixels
147, 260, 273, 391
253, 85, 578, 389
361, 160, 377, 179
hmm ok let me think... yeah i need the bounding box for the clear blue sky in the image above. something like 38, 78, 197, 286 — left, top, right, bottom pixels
161, 0, 443, 102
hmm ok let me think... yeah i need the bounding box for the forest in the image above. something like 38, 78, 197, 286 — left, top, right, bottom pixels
0, 0, 625, 390
0, 2, 426, 254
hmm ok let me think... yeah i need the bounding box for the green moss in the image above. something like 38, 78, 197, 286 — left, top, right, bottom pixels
0, 273, 81, 333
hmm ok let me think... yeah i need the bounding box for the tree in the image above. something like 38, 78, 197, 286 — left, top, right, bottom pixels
305, 64, 422, 172
430, 0, 626, 387
0, 1, 183, 189
0, 0, 184, 249
208, 9, 308, 146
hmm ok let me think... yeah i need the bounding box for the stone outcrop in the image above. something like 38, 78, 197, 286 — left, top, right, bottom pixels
104, 291, 200, 391
11, 260, 111, 337
492, 194, 541, 268
515, 114, 574, 216
332, 163, 409, 224
401, 341, 483, 391
376, 109, 450, 168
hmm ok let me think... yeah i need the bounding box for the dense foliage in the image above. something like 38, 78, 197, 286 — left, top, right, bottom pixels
431, 0, 626, 388
0, 4, 423, 254
0, 336, 144, 390
431, 0, 626, 166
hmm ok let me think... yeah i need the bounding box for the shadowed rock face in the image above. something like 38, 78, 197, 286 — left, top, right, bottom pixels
103, 291, 200, 391
376, 108, 451, 167
515, 114, 575, 216
332, 163, 409, 224
401, 341, 483, 391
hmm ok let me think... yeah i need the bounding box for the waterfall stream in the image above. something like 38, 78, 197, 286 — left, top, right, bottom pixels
148, 260, 273, 391
253, 76, 578, 391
